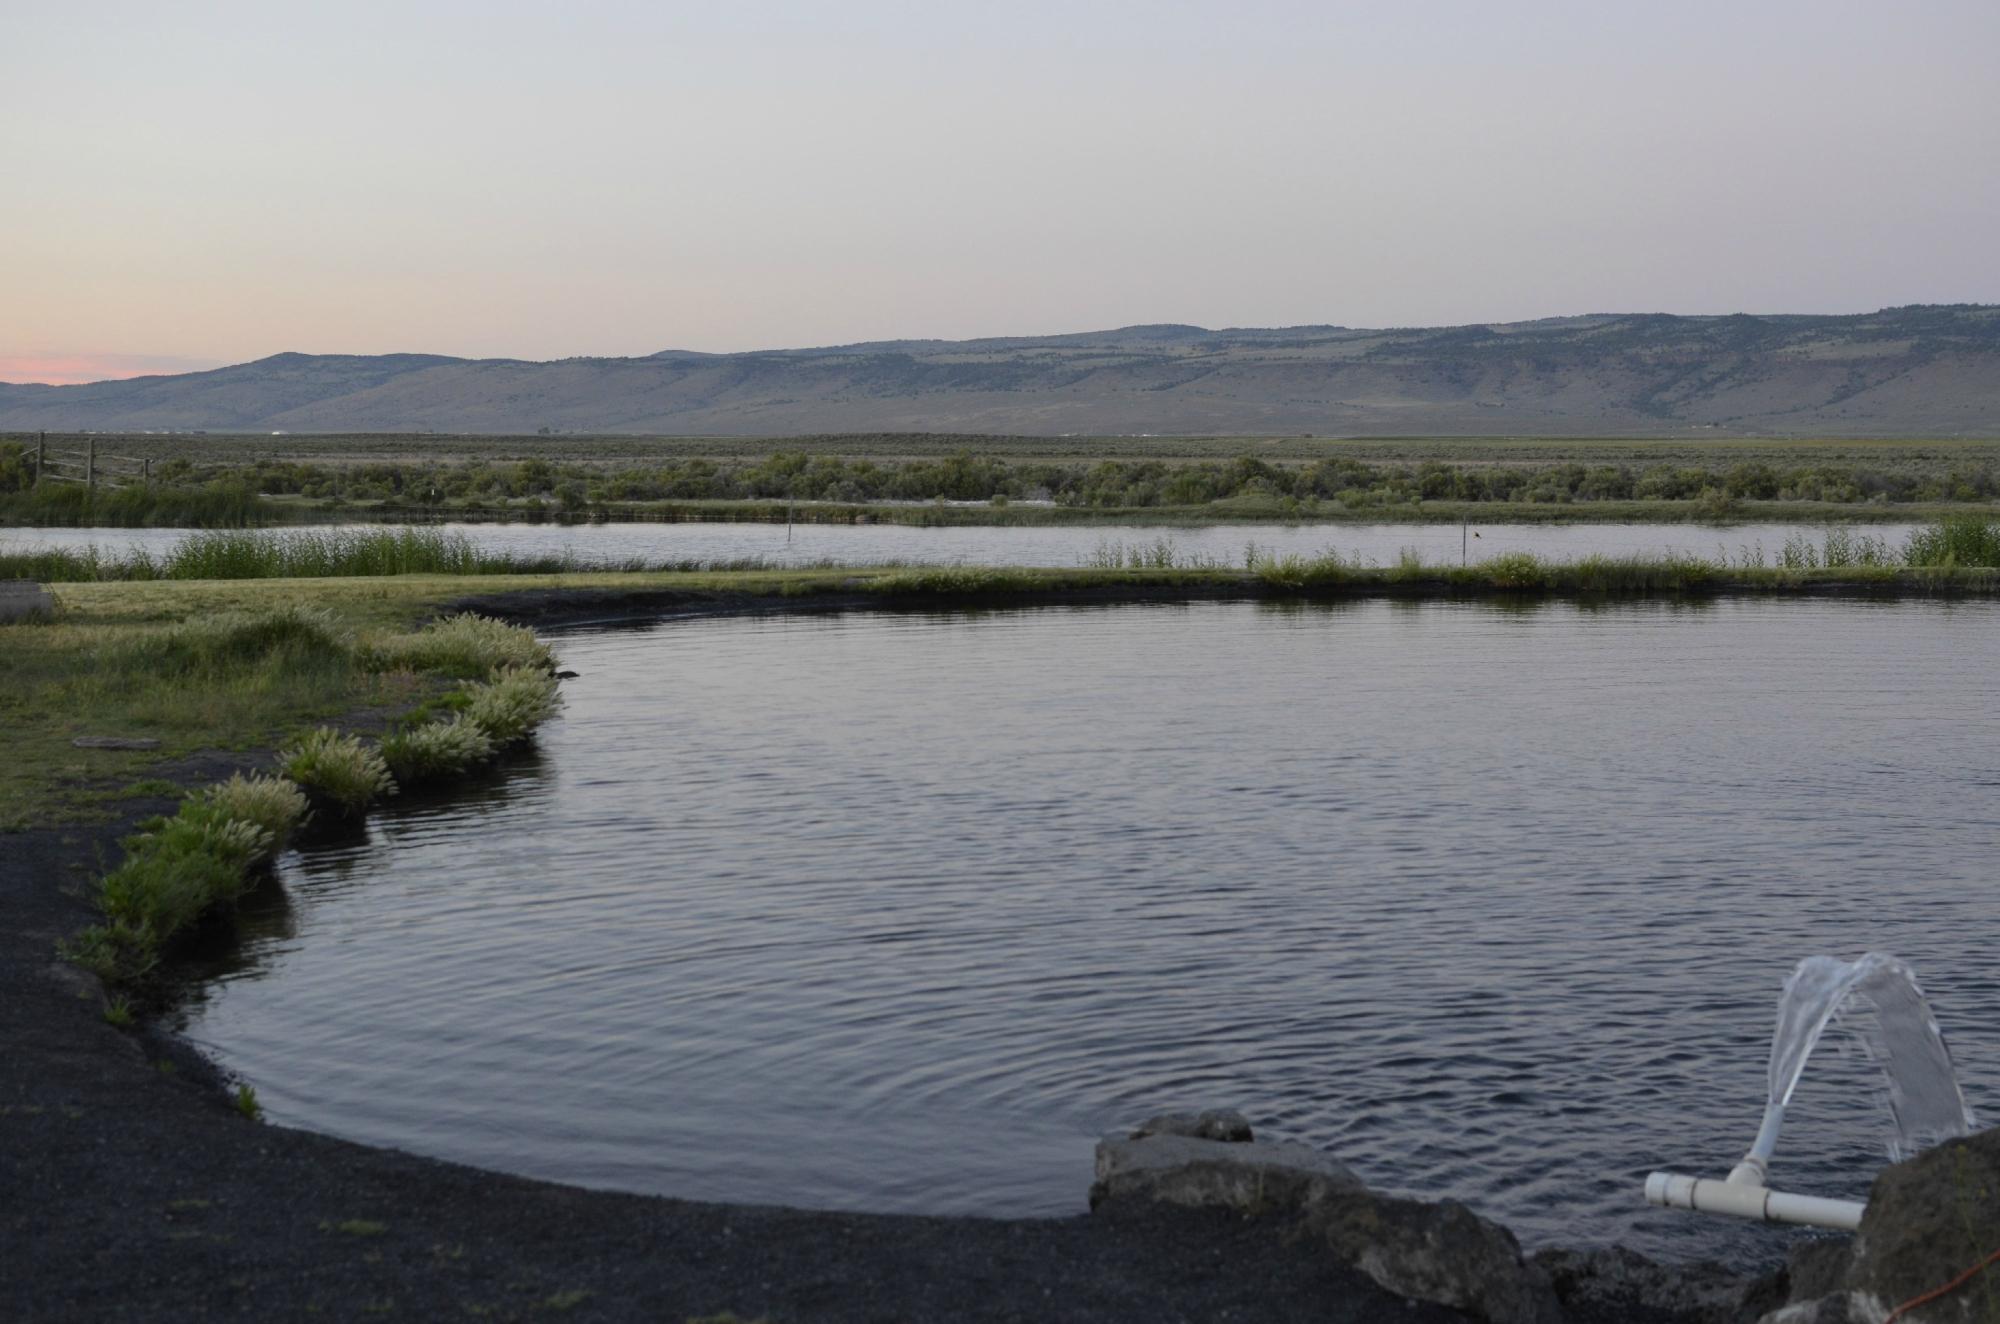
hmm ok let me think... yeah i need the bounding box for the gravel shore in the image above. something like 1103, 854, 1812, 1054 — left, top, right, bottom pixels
0, 765, 1507, 1323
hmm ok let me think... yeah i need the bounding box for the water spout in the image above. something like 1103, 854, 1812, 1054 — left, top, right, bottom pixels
1765, 953, 1975, 1161
1645, 952, 1975, 1231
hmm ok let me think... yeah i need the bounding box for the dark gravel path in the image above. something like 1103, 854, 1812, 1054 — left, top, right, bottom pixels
0, 765, 1499, 1324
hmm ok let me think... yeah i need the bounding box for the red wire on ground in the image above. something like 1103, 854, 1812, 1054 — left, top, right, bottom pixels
1883, 1245, 2000, 1323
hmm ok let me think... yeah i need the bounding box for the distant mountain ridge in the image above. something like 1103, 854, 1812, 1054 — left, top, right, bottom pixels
5, 307, 1998, 436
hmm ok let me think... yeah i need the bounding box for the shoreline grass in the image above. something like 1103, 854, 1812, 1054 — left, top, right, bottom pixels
7, 516, 1999, 590
6, 546, 1994, 832
46, 608, 563, 986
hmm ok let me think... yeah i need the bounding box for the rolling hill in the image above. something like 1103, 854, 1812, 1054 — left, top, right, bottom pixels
4, 306, 1997, 437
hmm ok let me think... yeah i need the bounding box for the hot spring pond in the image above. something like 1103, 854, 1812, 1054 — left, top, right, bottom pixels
172, 599, 2000, 1265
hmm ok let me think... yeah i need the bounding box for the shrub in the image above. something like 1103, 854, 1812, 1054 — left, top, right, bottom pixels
1386, 548, 1429, 583
1482, 552, 1549, 590
462, 667, 562, 747
281, 727, 396, 813
1251, 551, 1353, 589
381, 715, 497, 782
1905, 515, 2000, 568
195, 773, 310, 858
65, 799, 277, 981
364, 613, 553, 678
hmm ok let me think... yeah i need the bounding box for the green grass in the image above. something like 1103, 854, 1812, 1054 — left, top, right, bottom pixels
459, 667, 563, 747
8, 433, 2000, 526
280, 728, 396, 816
63, 797, 283, 982
8, 551, 1995, 834
381, 716, 496, 784
0, 480, 277, 528
1906, 514, 2000, 567
0, 528, 864, 582
44, 607, 564, 985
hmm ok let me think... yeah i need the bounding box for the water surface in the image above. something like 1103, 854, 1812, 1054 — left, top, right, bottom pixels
174, 599, 1999, 1265
6, 518, 1917, 569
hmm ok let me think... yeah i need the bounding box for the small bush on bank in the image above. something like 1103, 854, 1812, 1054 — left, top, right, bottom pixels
1481, 552, 1550, 590
281, 728, 396, 814
364, 612, 553, 678
195, 774, 310, 857
63, 798, 279, 982
1250, 550, 1353, 589
382, 715, 497, 783
462, 667, 562, 747
1905, 515, 2000, 568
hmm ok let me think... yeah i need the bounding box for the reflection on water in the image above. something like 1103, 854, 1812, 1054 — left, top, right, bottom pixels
6, 518, 1925, 571
173, 599, 2000, 1266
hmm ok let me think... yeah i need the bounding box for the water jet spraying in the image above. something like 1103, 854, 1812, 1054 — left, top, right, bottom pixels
1645, 953, 1976, 1231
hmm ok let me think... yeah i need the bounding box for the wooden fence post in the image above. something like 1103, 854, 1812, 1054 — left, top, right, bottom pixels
86, 437, 97, 494
35, 432, 45, 487
143, 457, 151, 484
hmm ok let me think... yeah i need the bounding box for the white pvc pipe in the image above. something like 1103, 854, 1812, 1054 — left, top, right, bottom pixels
1644, 1171, 1864, 1231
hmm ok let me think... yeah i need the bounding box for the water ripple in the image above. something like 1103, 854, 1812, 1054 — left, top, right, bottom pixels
173, 598, 2000, 1268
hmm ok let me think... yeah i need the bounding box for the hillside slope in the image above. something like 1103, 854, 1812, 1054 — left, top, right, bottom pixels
4, 307, 1997, 436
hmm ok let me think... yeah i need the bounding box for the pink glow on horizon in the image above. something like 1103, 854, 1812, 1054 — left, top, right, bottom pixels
0, 354, 224, 387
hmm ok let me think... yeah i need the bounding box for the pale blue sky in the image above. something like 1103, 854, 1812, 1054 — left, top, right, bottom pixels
3, 1, 1997, 380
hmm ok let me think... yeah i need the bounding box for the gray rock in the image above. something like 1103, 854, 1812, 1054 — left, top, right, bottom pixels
1307, 1186, 1561, 1324
1534, 1245, 1763, 1323
0, 580, 54, 623
1129, 1109, 1254, 1143
1092, 1126, 1560, 1323
1091, 1133, 1359, 1216
1782, 1237, 1854, 1308
1840, 1127, 2000, 1324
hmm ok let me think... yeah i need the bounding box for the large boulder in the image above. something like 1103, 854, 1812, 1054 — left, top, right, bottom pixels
1757, 1127, 2000, 1324
1091, 1111, 1561, 1323
1090, 1124, 1361, 1215
1304, 1185, 1561, 1324
1842, 1128, 2000, 1323
0, 580, 54, 623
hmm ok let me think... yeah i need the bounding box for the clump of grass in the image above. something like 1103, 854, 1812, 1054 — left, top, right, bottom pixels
234, 1083, 261, 1121
1083, 536, 1229, 570
1386, 548, 1429, 582
194, 773, 310, 857
381, 715, 497, 783
868, 567, 1041, 594
363, 612, 553, 678
165, 527, 486, 579
122, 605, 350, 678
1778, 526, 1899, 569
1906, 515, 2000, 568
1249, 549, 1354, 589
1480, 551, 1549, 590
0, 543, 162, 583
280, 728, 396, 814
0, 481, 271, 528
63, 799, 278, 982
1561, 552, 1721, 593
461, 667, 562, 747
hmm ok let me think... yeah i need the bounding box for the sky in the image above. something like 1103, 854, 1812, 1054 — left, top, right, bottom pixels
3, 0, 1998, 384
